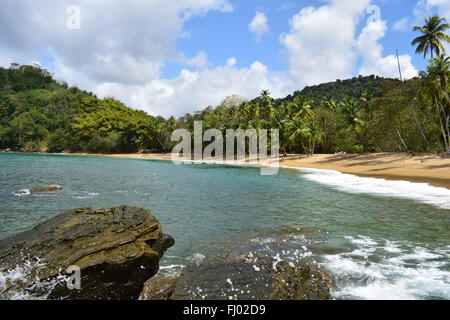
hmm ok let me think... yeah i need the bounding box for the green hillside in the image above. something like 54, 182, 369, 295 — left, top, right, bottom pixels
280, 75, 398, 106
0, 62, 447, 155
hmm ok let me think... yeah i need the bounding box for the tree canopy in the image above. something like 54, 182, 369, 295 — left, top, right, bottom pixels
1, 29, 449, 156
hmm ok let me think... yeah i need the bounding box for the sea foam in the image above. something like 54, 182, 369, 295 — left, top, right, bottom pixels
296, 168, 450, 210
321, 236, 450, 300
0, 258, 68, 300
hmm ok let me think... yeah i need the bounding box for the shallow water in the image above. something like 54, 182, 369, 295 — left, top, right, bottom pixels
0, 152, 449, 300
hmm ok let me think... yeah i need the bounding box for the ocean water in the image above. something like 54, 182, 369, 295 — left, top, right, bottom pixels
0, 152, 449, 300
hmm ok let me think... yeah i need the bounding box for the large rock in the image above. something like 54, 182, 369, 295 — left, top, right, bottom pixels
0, 206, 174, 300
29, 185, 63, 194
167, 257, 331, 300
139, 273, 179, 300
140, 232, 332, 300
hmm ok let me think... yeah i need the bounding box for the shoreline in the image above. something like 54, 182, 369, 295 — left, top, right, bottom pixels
53, 152, 450, 190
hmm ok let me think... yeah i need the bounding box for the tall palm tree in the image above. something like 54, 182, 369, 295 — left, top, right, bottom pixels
427, 54, 450, 92
270, 108, 289, 156
302, 121, 324, 156
287, 116, 307, 154
259, 90, 274, 120
412, 15, 450, 59
419, 54, 450, 152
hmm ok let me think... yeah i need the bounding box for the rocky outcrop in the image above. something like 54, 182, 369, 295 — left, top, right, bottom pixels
29, 185, 63, 194
139, 273, 179, 300
141, 236, 332, 300
165, 258, 331, 300
0, 206, 174, 300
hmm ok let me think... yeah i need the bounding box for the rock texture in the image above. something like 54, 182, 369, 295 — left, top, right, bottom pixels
29, 185, 63, 194
139, 274, 179, 300
140, 234, 332, 300
166, 257, 331, 300
0, 206, 174, 300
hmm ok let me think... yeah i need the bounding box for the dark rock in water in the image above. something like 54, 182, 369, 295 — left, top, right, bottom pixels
170, 261, 274, 300
139, 273, 179, 300
167, 258, 331, 300
141, 237, 332, 300
0, 206, 174, 300
29, 185, 63, 194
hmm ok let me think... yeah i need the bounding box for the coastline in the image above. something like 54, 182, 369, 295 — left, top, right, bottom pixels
1, 151, 450, 300
57, 152, 450, 190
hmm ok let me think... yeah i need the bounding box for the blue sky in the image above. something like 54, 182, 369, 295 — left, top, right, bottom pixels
0, 0, 449, 117
166, 0, 434, 78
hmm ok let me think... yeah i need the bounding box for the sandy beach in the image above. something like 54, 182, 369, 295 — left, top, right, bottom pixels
278, 153, 450, 189
64, 152, 450, 190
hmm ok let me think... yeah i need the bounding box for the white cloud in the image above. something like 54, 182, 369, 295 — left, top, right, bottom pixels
0, 0, 423, 118
427, 0, 450, 11
249, 12, 269, 41
392, 17, 410, 32
226, 57, 237, 66
424, 0, 450, 53
279, 0, 371, 88
95, 62, 291, 117
357, 18, 418, 79
180, 51, 210, 69
0, 0, 232, 86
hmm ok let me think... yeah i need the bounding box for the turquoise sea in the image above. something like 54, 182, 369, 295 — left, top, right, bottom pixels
0, 152, 449, 299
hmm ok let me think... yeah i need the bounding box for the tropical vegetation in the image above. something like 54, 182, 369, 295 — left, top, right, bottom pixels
0, 15, 449, 155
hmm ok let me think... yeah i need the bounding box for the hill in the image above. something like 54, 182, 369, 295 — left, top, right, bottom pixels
0, 63, 445, 154
277, 75, 401, 106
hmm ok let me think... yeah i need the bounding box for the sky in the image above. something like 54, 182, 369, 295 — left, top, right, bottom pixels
1, 0, 450, 118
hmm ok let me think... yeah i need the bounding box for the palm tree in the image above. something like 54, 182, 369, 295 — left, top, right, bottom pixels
270, 108, 289, 156
302, 121, 324, 156
339, 98, 365, 132
321, 94, 337, 112
427, 54, 450, 93
259, 90, 274, 120
287, 116, 307, 154
412, 15, 450, 59
419, 54, 450, 152
288, 96, 314, 120
286, 116, 323, 156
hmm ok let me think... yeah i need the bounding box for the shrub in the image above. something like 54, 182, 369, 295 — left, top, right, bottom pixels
87, 132, 121, 153
348, 144, 364, 154
47, 128, 69, 153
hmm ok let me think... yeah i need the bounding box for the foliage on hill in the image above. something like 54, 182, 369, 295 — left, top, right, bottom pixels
279, 75, 392, 107
0, 64, 165, 153
0, 59, 448, 155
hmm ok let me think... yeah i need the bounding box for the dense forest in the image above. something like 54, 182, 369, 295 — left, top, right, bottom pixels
278, 75, 388, 107
0, 16, 449, 156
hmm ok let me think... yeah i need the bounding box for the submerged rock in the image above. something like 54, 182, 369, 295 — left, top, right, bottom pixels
0, 205, 174, 300
29, 185, 63, 194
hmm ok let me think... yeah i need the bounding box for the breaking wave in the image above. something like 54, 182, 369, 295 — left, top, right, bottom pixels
0, 258, 68, 300
321, 236, 450, 300
297, 168, 450, 210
